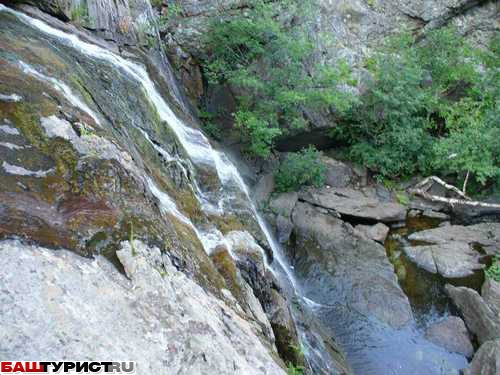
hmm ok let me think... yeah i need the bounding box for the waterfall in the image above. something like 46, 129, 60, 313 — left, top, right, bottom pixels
0, 1, 299, 318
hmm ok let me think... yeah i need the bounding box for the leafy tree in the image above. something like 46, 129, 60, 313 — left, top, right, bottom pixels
337, 27, 499, 192
205, 0, 355, 157
275, 147, 326, 192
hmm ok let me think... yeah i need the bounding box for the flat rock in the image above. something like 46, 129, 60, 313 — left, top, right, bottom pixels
425, 316, 474, 358
404, 242, 483, 278
422, 209, 450, 220
408, 223, 500, 255
355, 223, 390, 243
445, 283, 500, 344
300, 187, 407, 223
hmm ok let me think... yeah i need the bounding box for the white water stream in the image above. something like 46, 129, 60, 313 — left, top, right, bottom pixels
0, 4, 297, 288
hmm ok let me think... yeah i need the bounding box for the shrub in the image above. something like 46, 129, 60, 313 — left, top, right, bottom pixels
204, 0, 355, 157
485, 257, 500, 282
71, 2, 89, 24
286, 362, 304, 375
335, 27, 500, 192
275, 147, 326, 192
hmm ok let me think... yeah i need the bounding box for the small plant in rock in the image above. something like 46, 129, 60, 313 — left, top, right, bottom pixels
150, 0, 163, 8
485, 256, 500, 282
158, 3, 183, 29
71, 2, 89, 24
199, 110, 223, 140
286, 362, 304, 375
129, 221, 137, 257
275, 146, 326, 192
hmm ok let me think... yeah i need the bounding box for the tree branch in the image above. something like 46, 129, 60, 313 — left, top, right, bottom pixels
409, 176, 500, 209
413, 175, 471, 200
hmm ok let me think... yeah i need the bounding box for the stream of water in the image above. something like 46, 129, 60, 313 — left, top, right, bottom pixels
1, 2, 322, 368
0, 5, 480, 374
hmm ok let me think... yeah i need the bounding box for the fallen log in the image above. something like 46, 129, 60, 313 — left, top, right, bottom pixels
410, 176, 500, 209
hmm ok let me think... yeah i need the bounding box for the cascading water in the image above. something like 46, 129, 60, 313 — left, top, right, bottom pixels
0, 3, 329, 371
1, 5, 476, 374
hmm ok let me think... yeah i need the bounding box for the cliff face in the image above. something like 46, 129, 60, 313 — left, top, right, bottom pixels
0, 4, 286, 373
162, 0, 498, 148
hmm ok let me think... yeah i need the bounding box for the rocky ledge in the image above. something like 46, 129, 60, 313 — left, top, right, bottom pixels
403, 223, 500, 278
0, 239, 286, 374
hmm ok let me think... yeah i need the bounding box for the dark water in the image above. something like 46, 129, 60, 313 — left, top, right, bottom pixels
386, 215, 485, 326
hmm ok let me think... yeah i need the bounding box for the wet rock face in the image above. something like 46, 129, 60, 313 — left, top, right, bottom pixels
463, 339, 500, 375
22, 0, 152, 45
299, 186, 407, 223
0, 239, 286, 374
424, 316, 474, 358
0, 11, 224, 295
290, 201, 413, 329
223, 231, 303, 366
0, 10, 291, 371
446, 281, 500, 345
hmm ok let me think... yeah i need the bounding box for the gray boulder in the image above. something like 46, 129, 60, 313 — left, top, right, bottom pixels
253, 173, 275, 208
322, 157, 358, 188
267, 192, 299, 244
355, 223, 390, 243
463, 340, 500, 375
445, 281, 500, 345
404, 222, 500, 277
404, 242, 483, 278
300, 187, 407, 223
291, 201, 413, 329
424, 316, 474, 358
408, 223, 500, 255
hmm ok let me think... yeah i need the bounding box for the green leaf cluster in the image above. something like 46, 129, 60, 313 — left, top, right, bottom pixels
338, 28, 500, 191
486, 256, 500, 282
275, 147, 326, 192
205, 0, 355, 157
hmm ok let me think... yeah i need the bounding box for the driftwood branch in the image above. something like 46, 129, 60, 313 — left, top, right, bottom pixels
409, 190, 500, 209
462, 170, 470, 195
413, 175, 471, 200
410, 176, 500, 209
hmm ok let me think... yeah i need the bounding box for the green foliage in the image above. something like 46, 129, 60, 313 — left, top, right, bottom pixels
275, 147, 326, 192
286, 363, 304, 375
71, 2, 89, 23
204, 0, 355, 157
150, 0, 163, 8
199, 110, 223, 140
158, 3, 183, 28
485, 256, 500, 282
336, 27, 500, 191
395, 191, 410, 206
